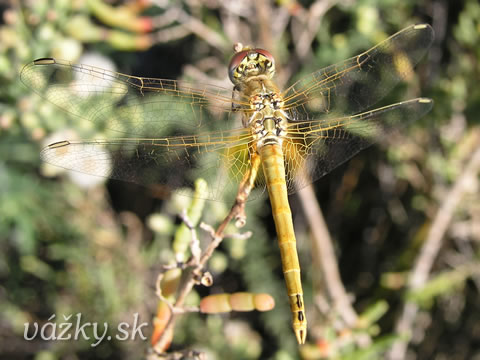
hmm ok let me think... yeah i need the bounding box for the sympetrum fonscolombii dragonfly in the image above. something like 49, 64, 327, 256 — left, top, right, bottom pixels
21, 24, 434, 344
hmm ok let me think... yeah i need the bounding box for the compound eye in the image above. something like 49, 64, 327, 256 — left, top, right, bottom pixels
228, 48, 275, 83
228, 50, 249, 82
254, 49, 275, 66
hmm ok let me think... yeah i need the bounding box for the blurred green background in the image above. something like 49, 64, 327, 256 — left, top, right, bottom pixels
1, 0, 480, 359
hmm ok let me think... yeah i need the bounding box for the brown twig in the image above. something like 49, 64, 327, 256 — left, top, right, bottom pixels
175, 7, 229, 51
294, 0, 335, 60
151, 25, 193, 44
148, 349, 206, 360
254, 1, 273, 49
279, 0, 337, 85
388, 129, 480, 360
297, 184, 359, 327
152, 199, 249, 354
148, 3, 228, 51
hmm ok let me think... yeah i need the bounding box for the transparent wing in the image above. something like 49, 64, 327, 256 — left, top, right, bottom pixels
23, 24, 434, 201
21, 58, 261, 201
283, 98, 433, 193
282, 24, 434, 121
20, 58, 252, 136
40, 128, 258, 201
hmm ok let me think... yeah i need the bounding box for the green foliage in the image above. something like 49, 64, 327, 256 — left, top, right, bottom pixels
406, 266, 474, 308
1, 0, 480, 359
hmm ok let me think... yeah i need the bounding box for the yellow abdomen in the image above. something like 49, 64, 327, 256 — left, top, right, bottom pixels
259, 143, 307, 344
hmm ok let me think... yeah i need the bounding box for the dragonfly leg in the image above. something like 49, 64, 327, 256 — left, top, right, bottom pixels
231, 85, 244, 112
213, 152, 260, 238
232, 152, 261, 227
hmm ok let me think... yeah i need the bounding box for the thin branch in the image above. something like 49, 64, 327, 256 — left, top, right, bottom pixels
253, 0, 273, 49
279, 0, 336, 85
294, 0, 334, 60
152, 200, 249, 354
176, 8, 229, 51
178, 210, 201, 263
151, 25, 193, 44
296, 183, 359, 326
148, 3, 228, 51
148, 349, 206, 360
388, 129, 480, 360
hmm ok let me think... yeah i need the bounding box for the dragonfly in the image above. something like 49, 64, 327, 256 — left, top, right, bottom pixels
21, 24, 434, 344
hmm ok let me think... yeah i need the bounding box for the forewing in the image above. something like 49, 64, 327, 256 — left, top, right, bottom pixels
22, 58, 263, 201
20, 58, 251, 136
282, 24, 434, 121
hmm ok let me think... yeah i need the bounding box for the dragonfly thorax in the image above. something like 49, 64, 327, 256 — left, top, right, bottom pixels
249, 92, 284, 111
250, 109, 287, 148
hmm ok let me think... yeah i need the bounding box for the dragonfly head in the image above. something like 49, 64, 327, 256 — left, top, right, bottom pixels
228, 43, 275, 85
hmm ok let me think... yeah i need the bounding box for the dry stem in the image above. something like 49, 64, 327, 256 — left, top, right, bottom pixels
388, 129, 480, 360
151, 199, 248, 354
297, 184, 359, 327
